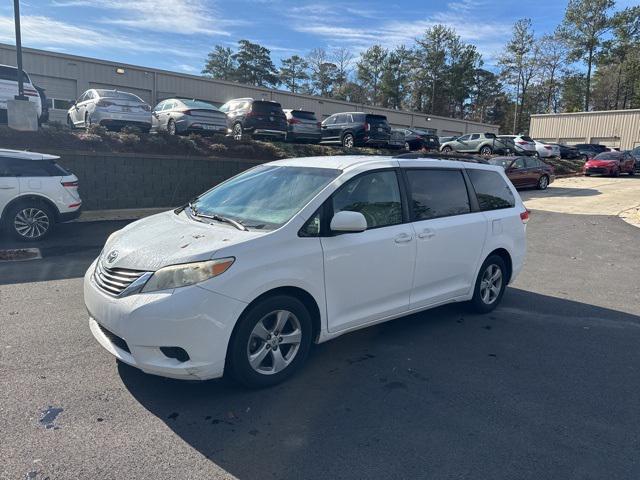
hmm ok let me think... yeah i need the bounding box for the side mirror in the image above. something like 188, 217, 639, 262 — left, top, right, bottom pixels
330, 211, 367, 233
321, 124, 328, 129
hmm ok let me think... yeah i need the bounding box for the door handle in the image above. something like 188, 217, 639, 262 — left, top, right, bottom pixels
394, 233, 413, 243
417, 229, 436, 239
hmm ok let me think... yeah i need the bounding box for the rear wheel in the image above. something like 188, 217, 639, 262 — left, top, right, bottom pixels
228, 295, 313, 388
404, 141, 411, 151
469, 255, 507, 313
84, 113, 92, 131
537, 175, 549, 190
167, 119, 176, 136
342, 133, 355, 148
441, 146, 452, 153
3, 201, 54, 242
232, 123, 244, 141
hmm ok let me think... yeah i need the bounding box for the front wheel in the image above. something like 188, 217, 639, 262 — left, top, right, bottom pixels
232, 123, 244, 141
441, 146, 452, 153
537, 175, 549, 190
480, 146, 493, 156
227, 295, 313, 388
66, 115, 75, 130
612, 168, 620, 177
167, 119, 176, 136
469, 255, 507, 313
342, 133, 355, 148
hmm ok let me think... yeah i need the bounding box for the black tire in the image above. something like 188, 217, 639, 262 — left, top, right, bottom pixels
537, 174, 549, 190
441, 146, 452, 153
612, 168, 620, 177
3, 201, 55, 242
85, 113, 92, 131
167, 119, 177, 136
232, 123, 245, 141
404, 141, 411, 151
628, 169, 634, 176
66, 115, 75, 130
469, 255, 507, 314
342, 133, 355, 148
227, 295, 313, 388
480, 145, 493, 156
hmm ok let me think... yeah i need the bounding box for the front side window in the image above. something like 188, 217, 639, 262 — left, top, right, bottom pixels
525, 157, 541, 168
334, 114, 347, 124
458, 135, 470, 142
331, 171, 402, 229
467, 169, 515, 211
191, 166, 340, 230
513, 158, 526, 169
470, 134, 480, 140
406, 169, 470, 221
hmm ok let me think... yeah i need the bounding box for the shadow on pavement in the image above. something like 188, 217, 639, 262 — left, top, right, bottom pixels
519, 186, 601, 201
118, 288, 640, 480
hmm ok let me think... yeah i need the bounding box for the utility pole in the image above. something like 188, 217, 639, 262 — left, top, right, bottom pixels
13, 0, 26, 101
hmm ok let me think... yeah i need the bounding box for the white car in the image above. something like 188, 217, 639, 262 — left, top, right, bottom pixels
67, 89, 152, 132
85, 155, 528, 388
0, 64, 42, 118
533, 140, 560, 158
498, 135, 537, 156
0, 149, 81, 241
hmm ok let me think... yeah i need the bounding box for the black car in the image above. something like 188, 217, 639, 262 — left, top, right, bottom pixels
402, 128, 440, 151
320, 112, 391, 148
553, 143, 581, 159
574, 143, 608, 160
628, 147, 640, 171
34, 85, 49, 125
219, 98, 287, 141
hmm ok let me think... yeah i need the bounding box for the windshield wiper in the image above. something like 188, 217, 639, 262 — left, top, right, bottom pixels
194, 211, 248, 231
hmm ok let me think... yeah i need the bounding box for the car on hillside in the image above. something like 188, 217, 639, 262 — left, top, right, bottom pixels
219, 98, 287, 141
488, 156, 555, 190
573, 143, 608, 160
497, 135, 537, 156
0, 149, 81, 241
84, 154, 527, 388
67, 89, 152, 132
584, 151, 635, 176
388, 129, 406, 149
283, 109, 321, 143
554, 143, 581, 159
320, 112, 391, 148
533, 140, 560, 158
151, 98, 227, 136
440, 132, 508, 156
630, 146, 640, 171
0, 64, 42, 123
401, 129, 440, 151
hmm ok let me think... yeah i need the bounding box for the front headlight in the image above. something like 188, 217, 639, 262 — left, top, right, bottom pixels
141, 257, 235, 293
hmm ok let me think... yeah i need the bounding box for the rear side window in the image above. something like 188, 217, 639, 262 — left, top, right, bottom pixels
467, 169, 515, 211
292, 110, 317, 120
470, 134, 480, 140
365, 114, 388, 125
252, 101, 282, 113
0, 158, 68, 177
520, 136, 534, 142
406, 169, 470, 221
334, 114, 347, 124
0, 66, 30, 83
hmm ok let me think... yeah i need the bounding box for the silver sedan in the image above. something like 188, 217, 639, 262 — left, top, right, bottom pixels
67, 89, 152, 132
151, 98, 228, 136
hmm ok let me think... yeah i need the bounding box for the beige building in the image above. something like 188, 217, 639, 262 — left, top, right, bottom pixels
0, 43, 498, 137
530, 109, 640, 150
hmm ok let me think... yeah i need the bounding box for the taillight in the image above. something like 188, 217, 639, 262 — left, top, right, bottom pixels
288, 118, 301, 124
544, 146, 552, 150
520, 210, 530, 224
23, 88, 39, 97
61, 180, 79, 187
364, 123, 370, 132
97, 99, 114, 107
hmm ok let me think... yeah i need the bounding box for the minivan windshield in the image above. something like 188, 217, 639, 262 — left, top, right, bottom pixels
190, 165, 340, 230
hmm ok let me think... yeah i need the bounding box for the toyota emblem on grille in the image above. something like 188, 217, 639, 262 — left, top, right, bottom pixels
106, 250, 119, 264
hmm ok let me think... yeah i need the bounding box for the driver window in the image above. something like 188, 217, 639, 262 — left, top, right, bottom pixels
458, 135, 470, 141
513, 158, 526, 169
331, 171, 402, 229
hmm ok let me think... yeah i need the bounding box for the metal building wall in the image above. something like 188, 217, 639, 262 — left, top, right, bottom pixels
0, 43, 498, 135
530, 110, 640, 150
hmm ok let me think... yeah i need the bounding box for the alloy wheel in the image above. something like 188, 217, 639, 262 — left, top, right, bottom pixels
538, 175, 549, 190
479, 264, 502, 305
167, 120, 176, 135
233, 124, 243, 141
14, 207, 50, 240
343, 134, 354, 148
246, 310, 302, 375
480, 146, 492, 156
404, 142, 410, 151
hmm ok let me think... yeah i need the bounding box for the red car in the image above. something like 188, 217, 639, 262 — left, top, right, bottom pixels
584, 151, 635, 177
487, 156, 555, 190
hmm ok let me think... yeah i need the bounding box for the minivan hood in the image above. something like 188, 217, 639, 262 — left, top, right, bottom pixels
102, 210, 264, 271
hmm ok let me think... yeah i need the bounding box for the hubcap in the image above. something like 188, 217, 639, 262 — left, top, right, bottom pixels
233, 125, 242, 140
14, 208, 49, 239
405, 142, 410, 151
539, 176, 548, 188
344, 136, 353, 148
168, 121, 175, 135
480, 264, 502, 305
247, 310, 302, 375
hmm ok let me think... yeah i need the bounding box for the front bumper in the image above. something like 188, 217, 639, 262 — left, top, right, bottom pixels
84, 260, 247, 380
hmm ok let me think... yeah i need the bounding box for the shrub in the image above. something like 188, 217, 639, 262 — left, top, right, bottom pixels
86, 124, 108, 136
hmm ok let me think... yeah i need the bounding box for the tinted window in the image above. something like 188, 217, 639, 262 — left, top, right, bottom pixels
488, 157, 514, 169
352, 113, 366, 122
520, 136, 534, 142
525, 157, 541, 168
485, 133, 497, 139
252, 101, 282, 113
594, 152, 621, 160
0, 158, 69, 177
468, 169, 515, 211
365, 114, 387, 125
291, 110, 317, 120
470, 134, 480, 140
458, 135, 470, 141
181, 99, 217, 109
323, 115, 336, 125
406, 169, 470, 221
0, 66, 30, 83
95, 90, 143, 102
332, 171, 402, 229
334, 114, 347, 124
512, 158, 526, 169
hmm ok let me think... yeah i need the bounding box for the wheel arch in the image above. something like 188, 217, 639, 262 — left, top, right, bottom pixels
486, 248, 513, 284
1, 194, 60, 223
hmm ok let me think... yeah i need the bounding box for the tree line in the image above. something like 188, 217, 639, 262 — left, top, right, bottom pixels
202, 0, 640, 133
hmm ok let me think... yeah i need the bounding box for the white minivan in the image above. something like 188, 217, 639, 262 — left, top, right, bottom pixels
85, 155, 527, 387
0, 64, 42, 118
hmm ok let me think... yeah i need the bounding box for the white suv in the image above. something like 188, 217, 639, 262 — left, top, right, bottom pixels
84, 155, 527, 387
0, 149, 82, 241
0, 64, 42, 118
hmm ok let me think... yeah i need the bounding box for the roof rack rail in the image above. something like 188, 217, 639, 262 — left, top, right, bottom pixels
393, 151, 489, 164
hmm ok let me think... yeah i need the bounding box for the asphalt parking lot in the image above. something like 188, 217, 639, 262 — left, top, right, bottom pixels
1, 178, 640, 480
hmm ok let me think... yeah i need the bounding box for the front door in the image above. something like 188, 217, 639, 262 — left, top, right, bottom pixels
321, 170, 415, 332
506, 157, 529, 188
404, 167, 487, 307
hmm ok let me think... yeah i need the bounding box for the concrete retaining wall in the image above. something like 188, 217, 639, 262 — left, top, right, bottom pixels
51, 151, 265, 211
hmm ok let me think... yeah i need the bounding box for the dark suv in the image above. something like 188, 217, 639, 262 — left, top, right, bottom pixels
574, 143, 608, 160
320, 112, 391, 148
219, 98, 287, 141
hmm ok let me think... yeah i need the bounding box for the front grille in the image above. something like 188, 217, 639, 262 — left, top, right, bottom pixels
97, 323, 130, 353
94, 261, 147, 296
587, 168, 606, 174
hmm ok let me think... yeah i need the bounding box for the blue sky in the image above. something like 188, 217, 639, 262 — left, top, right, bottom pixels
0, 0, 635, 75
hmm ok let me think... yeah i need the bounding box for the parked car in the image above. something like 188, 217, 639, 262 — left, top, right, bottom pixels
283, 109, 321, 143
630, 146, 640, 171
533, 140, 560, 158
67, 89, 152, 132
0, 149, 81, 241
554, 143, 581, 159
441, 132, 507, 156
438, 135, 457, 144
151, 98, 227, 136
584, 151, 635, 176
320, 112, 391, 148
497, 135, 537, 156
219, 98, 287, 141
34, 85, 49, 125
573, 143, 608, 160
488, 156, 555, 190
84, 155, 527, 388
402, 129, 440, 151
0, 64, 42, 122
388, 129, 406, 149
